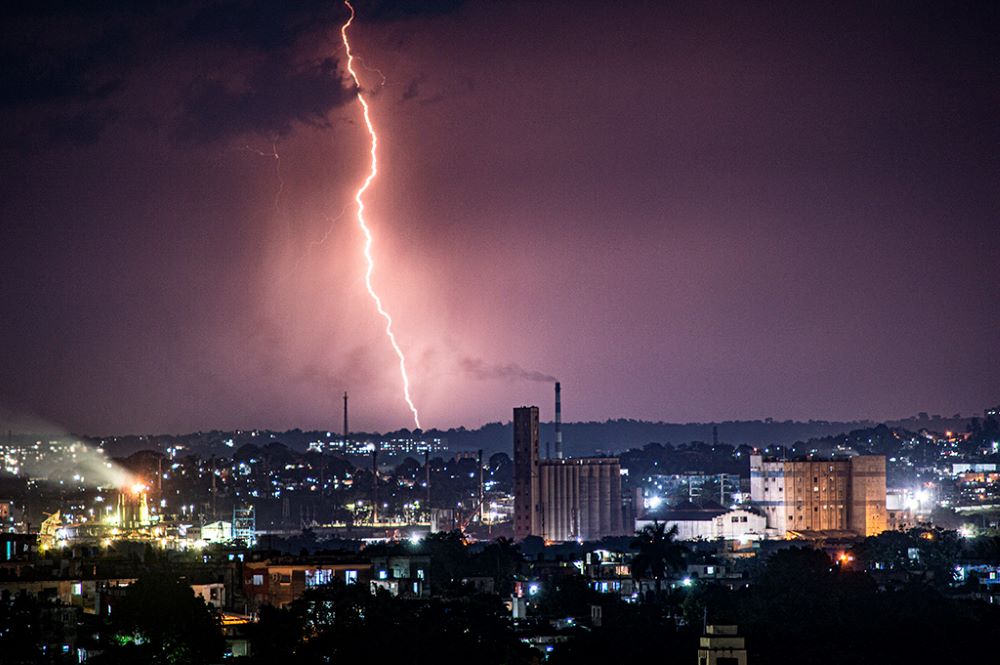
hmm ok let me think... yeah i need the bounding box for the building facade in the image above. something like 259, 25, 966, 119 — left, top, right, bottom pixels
750, 454, 886, 537
698, 625, 748, 665
513, 406, 540, 541
537, 457, 625, 542
243, 559, 370, 609
636, 505, 766, 542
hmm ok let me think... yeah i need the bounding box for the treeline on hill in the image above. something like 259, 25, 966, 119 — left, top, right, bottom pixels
83, 413, 978, 458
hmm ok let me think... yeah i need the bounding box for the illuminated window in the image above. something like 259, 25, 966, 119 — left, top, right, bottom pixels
345, 570, 358, 585
72, 583, 82, 596
306, 569, 333, 587
252, 574, 263, 586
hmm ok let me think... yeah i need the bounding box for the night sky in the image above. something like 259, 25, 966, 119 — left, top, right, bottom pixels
1, 0, 997, 435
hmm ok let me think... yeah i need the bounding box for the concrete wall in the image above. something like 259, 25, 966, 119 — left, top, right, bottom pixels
513, 407, 539, 541
849, 456, 887, 536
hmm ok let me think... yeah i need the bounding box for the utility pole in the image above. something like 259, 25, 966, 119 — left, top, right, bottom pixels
210, 456, 217, 520
424, 449, 431, 519
478, 449, 485, 525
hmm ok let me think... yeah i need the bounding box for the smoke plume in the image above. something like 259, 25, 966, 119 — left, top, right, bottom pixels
460, 357, 556, 383
0, 407, 132, 489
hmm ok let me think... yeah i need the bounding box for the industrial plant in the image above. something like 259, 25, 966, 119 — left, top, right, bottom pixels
514, 383, 629, 543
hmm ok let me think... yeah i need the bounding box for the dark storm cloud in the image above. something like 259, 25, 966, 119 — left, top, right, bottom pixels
44, 110, 121, 146
181, 0, 345, 50
0, 12, 131, 146
0, 35, 126, 109
0, 0, 475, 148
359, 0, 471, 23
176, 56, 351, 144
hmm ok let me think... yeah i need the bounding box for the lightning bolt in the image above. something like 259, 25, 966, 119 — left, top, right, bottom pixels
239, 142, 284, 218
341, 0, 422, 430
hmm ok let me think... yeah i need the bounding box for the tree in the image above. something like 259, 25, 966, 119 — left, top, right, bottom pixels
249, 581, 534, 665
474, 537, 522, 595
98, 572, 223, 664
630, 522, 686, 597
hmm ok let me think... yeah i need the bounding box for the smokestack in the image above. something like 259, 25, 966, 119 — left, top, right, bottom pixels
343, 391, 349, 444
372, 442, 379, 525
555, 381, 563, 459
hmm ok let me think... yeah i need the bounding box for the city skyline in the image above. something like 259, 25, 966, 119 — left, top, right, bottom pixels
2, 0, 996, 435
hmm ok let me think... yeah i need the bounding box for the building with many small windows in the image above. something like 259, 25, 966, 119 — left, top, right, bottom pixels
750, 454, 886, 538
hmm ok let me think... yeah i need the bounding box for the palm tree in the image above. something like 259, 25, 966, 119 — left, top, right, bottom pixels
486, 537, 522, 595
631, 522, 686, 598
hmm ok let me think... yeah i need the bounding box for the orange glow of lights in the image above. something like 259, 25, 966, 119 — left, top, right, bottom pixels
129, 482, 147, 495
340, 0, 421, 430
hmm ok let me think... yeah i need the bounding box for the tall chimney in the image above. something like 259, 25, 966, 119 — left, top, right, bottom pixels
372, 442, 379, 525
555, 381, 563, 459
343, 391, 349, 444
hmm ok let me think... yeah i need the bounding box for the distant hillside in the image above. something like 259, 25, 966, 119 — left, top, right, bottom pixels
451, 414, 971, 457
84, 414, 971, 459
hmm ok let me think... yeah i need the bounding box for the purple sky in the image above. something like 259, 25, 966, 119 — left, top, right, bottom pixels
1, 0, 997, 435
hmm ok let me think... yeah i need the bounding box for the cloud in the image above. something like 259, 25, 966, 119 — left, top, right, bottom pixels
45, 110, 120, 146
401, 74, 426, 102
0, 0, 474, 148
357, 0, 471, 23
0, 15, 131, 147
461, 357, 556, 383
181, 0, 345, 51
175, 56, 352, 144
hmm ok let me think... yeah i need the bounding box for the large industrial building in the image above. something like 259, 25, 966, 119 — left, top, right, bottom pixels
514, 385, 627, 542
750, 454, 887, 538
